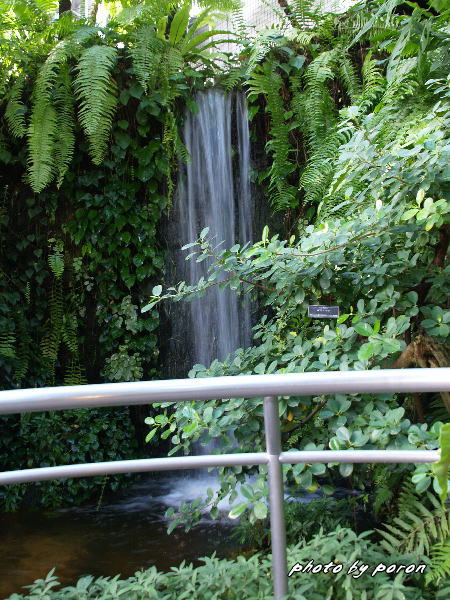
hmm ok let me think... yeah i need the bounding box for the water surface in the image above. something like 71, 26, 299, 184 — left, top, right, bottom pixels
0, 473, 238, 599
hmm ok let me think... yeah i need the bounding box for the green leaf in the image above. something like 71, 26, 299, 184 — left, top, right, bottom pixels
337, 314, 350, 324
253, 501, 268, 520
228, 502, 247, 519
339, 463, 353, 477
152, 285, 162, 296
401, 208, 418, 221
336, 426, 350, 443
145, 428, 157, 443
358, 342, 375, 361
353, 322, 373, 336
169, 4, 190, 45
432, 423, 450, 504
141, 301, 157, 313
290, 55, 306, 70
240, 484, 255, 500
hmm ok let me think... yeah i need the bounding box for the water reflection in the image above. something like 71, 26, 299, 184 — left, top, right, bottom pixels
0, 473, 238, 599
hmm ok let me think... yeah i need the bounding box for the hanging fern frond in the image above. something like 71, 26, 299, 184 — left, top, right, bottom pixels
286, 29, 314, 46
27, 98, 57, 193
230, 6, 247, 41
429, 396, 450, 423
339, 10, 397, 45
62, 313, 80, 355
52, 66, 75, 188
289, 0, 322, 30
301, 48, 338, 150
222, 66, 245, 92
25, 27, 98, 191
48, 248, 64, 280
337, 50, 361, 103
166, 46, 184, 81
249, 62, 297, 210
129, 25, 165, 93
300, 126, 352, 207
5, 75, 27, 139
41, 277, 64, 384
74, 45, 118, 165
347, 0, 401, 49
372, 466, 405, 518
360, 50, 385, 113
34, 0, 58, 14
63, 359, 86, 386
0, 332, 15, 358
13, 313, 31, 383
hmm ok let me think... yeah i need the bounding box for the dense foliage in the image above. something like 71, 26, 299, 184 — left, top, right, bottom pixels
140, 0, 450, 587
0, 0, 449, 594
0, 0, 235, 507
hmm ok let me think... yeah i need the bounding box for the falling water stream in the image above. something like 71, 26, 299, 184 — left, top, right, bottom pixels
175, 88, 253, 366
0, 89, 255, 598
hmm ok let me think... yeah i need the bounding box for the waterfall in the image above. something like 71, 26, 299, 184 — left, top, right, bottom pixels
174, 89, 253, 369
156, 88, 254, 510
236, 92, 253, 350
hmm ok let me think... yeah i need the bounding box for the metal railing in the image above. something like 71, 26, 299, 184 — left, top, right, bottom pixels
1, 368, 449, 599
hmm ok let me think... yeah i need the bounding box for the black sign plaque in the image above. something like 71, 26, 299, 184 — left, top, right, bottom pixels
308, 305, 340, 319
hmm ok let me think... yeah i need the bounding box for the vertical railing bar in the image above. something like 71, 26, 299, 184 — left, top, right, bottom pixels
264, 396, 288, 600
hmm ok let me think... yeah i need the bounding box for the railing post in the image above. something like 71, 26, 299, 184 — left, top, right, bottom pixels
264, 396, 288, 600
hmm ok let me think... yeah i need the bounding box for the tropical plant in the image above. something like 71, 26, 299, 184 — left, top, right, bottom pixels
377, 481, 450, 585
2, 0, 239, 192
141, 0, 450, 531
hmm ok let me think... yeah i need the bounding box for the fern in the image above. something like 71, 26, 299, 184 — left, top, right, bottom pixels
360, 50, 385, 113
41, 282, 63, 367
243, 29, 281, 78
0, 332, 15, 358
61, 314, 79, 354
249, 61, 297, 210
25, 30, 93, 192
230, 6, 247, 41
377, 483, 449, 557
222, 65, 245, 92
48, 245, 64, 279
27, 98, 57, 193
299, 127, 351, 207
372, 466, 405, 518
5, 75, 27, 139
63, 359, 86, 386
286, 29, 314, 46
429, 396, 450, 424
13, 313, 32, 384
52, 66, 75, 188
337, 50, 361, 103
347, 0, 402, 49
74, 45, 119, 166
301, 48, 338, 151
129, 25, 166, 93
426, 538, 450, 585
289, 0, 322, 30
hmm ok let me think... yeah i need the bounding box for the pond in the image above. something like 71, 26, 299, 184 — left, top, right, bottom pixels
0, 472, 239, 599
